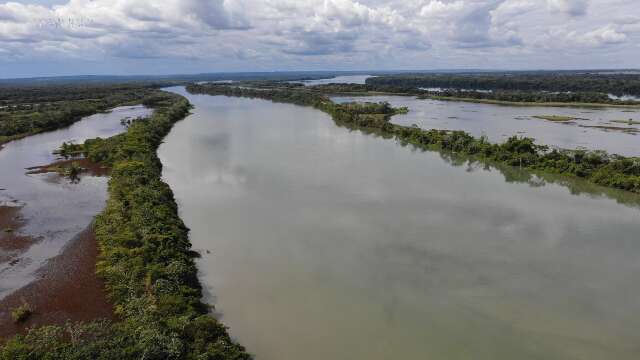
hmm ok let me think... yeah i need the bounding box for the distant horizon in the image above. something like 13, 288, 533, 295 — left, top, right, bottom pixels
2, 67, 640, 82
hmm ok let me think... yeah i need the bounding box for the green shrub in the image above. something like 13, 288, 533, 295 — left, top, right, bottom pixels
11, 303, 32, 323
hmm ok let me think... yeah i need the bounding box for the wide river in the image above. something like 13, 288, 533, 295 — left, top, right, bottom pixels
160, 86, 640, 360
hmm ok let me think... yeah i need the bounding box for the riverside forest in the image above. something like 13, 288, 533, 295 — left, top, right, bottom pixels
1, 69, 640, 360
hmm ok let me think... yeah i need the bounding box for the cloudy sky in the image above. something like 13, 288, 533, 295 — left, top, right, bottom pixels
0, 0, 638, 77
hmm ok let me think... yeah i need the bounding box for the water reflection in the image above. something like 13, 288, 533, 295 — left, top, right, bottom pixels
160, 87, 640, 360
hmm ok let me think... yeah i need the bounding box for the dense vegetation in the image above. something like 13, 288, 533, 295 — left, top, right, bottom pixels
188, 84, 640, 194
367, 73, 640, 96
0, 85, 156, 146
415, 89, 639, 106
1, 91, 250, 360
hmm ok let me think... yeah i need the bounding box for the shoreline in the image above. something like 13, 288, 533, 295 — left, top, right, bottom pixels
0, 224, 113, 340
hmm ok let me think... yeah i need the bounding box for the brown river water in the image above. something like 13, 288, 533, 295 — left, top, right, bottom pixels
159, 86, 640, 360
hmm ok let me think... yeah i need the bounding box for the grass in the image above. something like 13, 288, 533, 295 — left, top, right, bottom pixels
533, 115, 578, 122
11, 303, 33, 323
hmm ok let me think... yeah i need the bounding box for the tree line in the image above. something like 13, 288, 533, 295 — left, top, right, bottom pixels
0, 85, 156, 146
366, 73, 640, 97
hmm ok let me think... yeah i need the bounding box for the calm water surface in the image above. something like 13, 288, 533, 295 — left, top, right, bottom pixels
333, 95, 640, 156
0, 105, 151, 298
160, 87, 640, 360
293, 75, 373, 86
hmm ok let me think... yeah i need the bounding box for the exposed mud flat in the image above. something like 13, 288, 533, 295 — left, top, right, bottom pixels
0, 226, 113, 340
26, 158, 111, 180
0, 204, 33, 264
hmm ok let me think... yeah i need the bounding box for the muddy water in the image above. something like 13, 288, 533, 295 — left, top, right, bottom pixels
0, 105, 151, 299
332, 95, 640, 156
160, 87, 640, 360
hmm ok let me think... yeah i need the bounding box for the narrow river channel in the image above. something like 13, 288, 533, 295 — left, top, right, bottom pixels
160, 86, 640, 360
0, 105, 151, 299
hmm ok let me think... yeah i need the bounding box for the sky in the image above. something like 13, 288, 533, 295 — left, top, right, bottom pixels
0, 0, 639, 78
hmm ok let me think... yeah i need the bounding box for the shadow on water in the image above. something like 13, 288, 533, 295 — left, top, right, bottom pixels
335, 119, 640, 210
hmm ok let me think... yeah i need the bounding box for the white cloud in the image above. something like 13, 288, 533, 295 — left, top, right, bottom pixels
547, 0, 588, 17
0, 0, 637, 75
491, 0, 536, 25
569, 25, 627, 46
419, 0, 465, 18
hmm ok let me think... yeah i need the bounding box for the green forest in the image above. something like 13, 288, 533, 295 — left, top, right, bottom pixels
366, 73, 640, 96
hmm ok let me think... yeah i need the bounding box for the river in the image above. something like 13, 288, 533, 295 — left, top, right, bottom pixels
159, 86, 640, 360
0, 105, 151, 299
